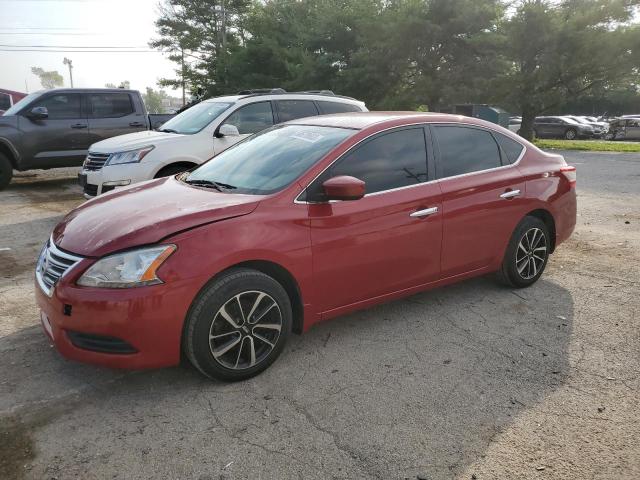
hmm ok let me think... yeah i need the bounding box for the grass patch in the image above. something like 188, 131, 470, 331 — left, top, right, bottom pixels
534, 139, 640, 153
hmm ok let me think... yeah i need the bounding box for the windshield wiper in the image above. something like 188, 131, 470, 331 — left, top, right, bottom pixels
159, 128, 179, 133
184, 179, 237, 191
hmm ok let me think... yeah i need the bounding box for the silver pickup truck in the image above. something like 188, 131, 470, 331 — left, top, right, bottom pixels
0, 88, 174, 189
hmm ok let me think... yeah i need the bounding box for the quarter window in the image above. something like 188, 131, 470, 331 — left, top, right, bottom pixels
317, 101, 362, 114
276, 100, 318, 122
494, 132, 524, 164
309, 127, 428, 200
88, 93, 134, 118
32, 94, 82, 119
224, 102, 274, 135
434, 126, 501, 178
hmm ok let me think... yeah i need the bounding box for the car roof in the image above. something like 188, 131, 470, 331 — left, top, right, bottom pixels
288, 111, 503, 131
203, 93, 365, 105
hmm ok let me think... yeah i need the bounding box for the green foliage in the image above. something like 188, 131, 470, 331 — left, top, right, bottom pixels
151, 0, 640, 129
142, 87, 171, 113
30, 67, 63, 89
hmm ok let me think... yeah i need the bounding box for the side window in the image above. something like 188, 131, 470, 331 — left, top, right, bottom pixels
434, 126, 501, 178
494, 132, 524, 164
224, 102, 274, 135
308, 128, 427, 200
32, 94, 81, 119
88, 93, 134, 118
0, 93, 11, 111
317, 101, 362, 114
275, 100, 318, 122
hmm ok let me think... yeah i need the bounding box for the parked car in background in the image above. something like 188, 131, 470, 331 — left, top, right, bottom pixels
0, 88, 176, 189
565, 116, 608, 138
0, 88, 27, 115
533, 116, 594, 140
605, 117, 640, 140
36, 112, 576, 381
79, 89, 367, 197
508, 116, 522, 134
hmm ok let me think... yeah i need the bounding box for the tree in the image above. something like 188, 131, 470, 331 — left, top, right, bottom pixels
142, 87, 171, 113
498, 0, 640, 140
31, 67, 63, 89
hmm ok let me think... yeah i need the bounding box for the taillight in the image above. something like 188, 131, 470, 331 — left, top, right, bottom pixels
560, 165, 576, 188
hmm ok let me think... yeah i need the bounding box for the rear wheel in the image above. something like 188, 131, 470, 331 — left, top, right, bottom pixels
564, 128, 577, 140
0, 153, 13, 190
184, 268, 292, 381
498, 216, 550, 288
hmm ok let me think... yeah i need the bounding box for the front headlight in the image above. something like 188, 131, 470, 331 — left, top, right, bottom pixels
77, 245, 176, 288
107, 146, 155, 166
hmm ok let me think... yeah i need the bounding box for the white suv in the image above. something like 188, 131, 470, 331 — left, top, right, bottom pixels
79, 90, 367, 197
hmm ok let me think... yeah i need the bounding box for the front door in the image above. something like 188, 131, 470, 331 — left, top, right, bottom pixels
18, 92, 88, 169
215, 101, 275, 155
432, 125, 526, 277
306, 126, 442, 314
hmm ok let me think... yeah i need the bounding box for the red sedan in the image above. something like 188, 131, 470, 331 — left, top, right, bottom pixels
35, 113, 576, 381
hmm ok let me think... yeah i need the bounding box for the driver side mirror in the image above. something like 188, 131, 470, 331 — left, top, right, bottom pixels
217, 124, 240, 137
27, 106, 48, 120
322, 175, 365, 201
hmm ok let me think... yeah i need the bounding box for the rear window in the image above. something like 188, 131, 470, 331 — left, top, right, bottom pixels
434, 126, 501, 178
88, 93, 134, 118
275, 100, 318, 122
494, 132, 524, 164
317, 101, 362, 114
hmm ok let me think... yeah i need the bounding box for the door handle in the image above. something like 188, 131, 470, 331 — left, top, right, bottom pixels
500, 189, 521, 199
70, 123, 88, 129
410, 206, 439, 218
129, 122, 144, 127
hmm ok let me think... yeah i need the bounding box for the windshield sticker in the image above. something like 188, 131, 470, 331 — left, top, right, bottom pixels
290, 131, 324, 143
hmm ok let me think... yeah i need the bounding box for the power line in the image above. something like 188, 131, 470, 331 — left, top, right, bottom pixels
0, 44, 150, 48
0, 48, 161, 53
0, 32, 104, 35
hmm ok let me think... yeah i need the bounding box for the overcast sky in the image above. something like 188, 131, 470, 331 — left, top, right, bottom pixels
0, 0, 179, 95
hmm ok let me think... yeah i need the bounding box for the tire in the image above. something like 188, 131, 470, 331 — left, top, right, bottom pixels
564, 128, 577, 140
154, 164, 193, 179
497, 216, 550, 288
0, 153, 13, 190
184, 268, 292, 381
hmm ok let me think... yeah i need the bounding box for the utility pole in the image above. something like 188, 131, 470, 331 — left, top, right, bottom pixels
63, 57, 74, 88
180, 46, 185, 106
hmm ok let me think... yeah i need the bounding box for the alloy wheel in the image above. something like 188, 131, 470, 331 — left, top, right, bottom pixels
208, 290, 282, 370
515, 227, 547, 280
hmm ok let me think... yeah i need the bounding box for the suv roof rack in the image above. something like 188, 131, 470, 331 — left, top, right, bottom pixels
237, 88, 357, 101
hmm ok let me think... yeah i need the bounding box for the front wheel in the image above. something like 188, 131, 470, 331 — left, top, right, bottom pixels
498, 216, 550, 288
565, 128, 577, 140
184, 268, 292, 381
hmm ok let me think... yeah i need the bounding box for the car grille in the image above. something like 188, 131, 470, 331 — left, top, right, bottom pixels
83, 183, 98, 197
83, 152, 111, 171
36, 237, 83, 297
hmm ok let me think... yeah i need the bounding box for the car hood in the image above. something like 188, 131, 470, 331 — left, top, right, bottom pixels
53, 176, 260, 257
89, 130, 188, 153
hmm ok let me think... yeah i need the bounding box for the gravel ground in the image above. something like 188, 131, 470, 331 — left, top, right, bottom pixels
0, 151, 638, 480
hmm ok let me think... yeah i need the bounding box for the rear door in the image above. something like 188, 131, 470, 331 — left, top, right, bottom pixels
274, 100, 319, 123
306, 126, 442, 315
433, 125, 526, 278
17, 92, 88, 168
86, 92, 146, 145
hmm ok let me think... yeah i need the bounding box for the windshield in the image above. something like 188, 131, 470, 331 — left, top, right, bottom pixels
3, 92, 42, 116
185, 124, 354, 195
158, 101, 233, 134
563, 117, 579, 125
570, 117, 589, 125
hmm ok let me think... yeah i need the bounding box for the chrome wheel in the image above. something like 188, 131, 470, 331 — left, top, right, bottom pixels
208, 290, 282, 370
515, 227, 547, 280
565, 129, 577, 140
